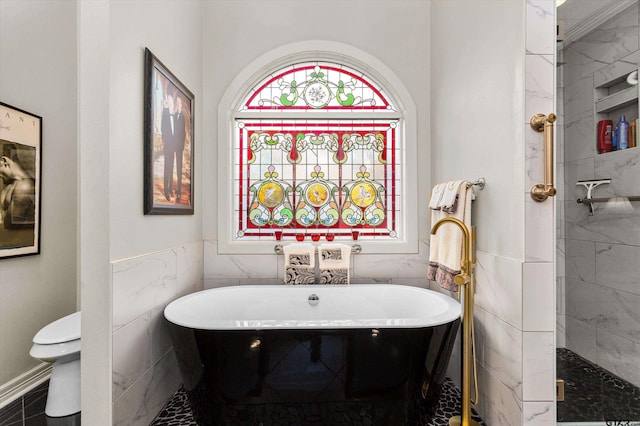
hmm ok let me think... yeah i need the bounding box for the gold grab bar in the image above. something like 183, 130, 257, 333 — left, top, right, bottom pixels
530, 113, 557, 202
430, 217, 480, 426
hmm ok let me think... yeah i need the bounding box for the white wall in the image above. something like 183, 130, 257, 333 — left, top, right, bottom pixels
109, 0, 203, 261
78, 1, 111, 423
431, 1, 526, 259
203, 0, 430, 244
430, 1, 556, 425
79, 1, 205, 424
202, 0, 432, 287
0, 0, 78, 389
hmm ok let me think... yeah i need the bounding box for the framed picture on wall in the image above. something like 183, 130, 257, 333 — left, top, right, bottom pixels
144, 47, 195, 215
0, 101, 42, 258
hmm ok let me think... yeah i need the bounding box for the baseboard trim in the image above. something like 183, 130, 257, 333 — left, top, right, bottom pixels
0, 363, 51, 410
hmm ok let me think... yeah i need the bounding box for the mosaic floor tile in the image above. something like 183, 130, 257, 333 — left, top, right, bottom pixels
557, 348, 640, 423
151, 377, 485, 425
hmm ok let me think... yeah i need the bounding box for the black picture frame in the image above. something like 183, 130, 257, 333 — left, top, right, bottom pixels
144, 47, 194, 215
0, 101, 42, 258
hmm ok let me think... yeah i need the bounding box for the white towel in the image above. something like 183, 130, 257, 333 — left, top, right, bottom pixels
283, 243, 315, 267
438, 180, 464, 212
283, 243, 315, 284
427, 182, 473, 292
428, 183, 446, 209
318, 243, 351, 284
318, 244, 351, 268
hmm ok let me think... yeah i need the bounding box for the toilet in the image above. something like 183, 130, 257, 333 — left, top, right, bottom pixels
29, 311, 81, 417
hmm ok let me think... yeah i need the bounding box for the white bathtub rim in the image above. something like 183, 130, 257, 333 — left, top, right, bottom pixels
164, 284, 461, 331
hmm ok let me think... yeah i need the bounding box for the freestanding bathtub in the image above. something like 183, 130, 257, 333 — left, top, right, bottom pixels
165, 284, 461, 425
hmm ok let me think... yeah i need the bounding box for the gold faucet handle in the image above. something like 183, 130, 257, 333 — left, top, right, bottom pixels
454, 273, 470, 286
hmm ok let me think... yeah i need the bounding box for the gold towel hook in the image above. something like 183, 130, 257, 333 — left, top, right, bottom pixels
530, 113, 557, 202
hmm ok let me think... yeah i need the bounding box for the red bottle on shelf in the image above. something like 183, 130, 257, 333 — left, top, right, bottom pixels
597, 120, 613, 153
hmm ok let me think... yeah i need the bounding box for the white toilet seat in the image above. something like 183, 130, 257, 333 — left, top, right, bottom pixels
33, 311, 81, 344
30, 339, 80, 363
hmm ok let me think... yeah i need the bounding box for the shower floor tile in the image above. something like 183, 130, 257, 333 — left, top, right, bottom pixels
152, 377, 485, 425
557, 348, 640, 423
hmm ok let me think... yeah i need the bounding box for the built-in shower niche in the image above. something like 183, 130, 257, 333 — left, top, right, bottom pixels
593, 53, 640, 154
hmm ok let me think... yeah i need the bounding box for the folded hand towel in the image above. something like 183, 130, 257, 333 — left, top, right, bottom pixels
283, 243, 315, 285
427, 182, 472, 292
428, 183, 446, 210
438, 180, 464, 213
318, 243, 351, 284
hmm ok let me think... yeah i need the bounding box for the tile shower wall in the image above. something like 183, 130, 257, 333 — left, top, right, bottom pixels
111, 242, 203, 426
557, 41, 567, 350
561, 2, 640, 388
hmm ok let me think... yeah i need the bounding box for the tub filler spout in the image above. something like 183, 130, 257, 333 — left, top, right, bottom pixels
430, 217, 479, 426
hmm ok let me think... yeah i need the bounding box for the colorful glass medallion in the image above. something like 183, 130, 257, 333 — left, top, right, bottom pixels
303, 82, 331, 108
305, 183, 329, 207
258, 182, 284, 208
350, 182, 376, 208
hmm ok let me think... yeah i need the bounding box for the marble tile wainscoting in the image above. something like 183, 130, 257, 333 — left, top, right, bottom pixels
203, 240, 432, 289
561, 1, 640, 390
112, 242, 204, 426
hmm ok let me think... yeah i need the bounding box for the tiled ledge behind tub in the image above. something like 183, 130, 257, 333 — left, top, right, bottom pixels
203, 239, 430, 288
112, 241, 203, 426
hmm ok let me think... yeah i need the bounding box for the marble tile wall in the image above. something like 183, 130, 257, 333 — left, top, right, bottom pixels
557, 43, 567, 349
515, 1, 556, 425
563, 4, 639, 86
111, 241, 204, 426
204, 239, 431, 289
560, 1, 640, 388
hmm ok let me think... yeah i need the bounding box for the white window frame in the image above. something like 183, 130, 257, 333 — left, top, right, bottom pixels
217, 41, 417, 254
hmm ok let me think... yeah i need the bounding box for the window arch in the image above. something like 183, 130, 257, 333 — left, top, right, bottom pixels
217, 42, 417, 254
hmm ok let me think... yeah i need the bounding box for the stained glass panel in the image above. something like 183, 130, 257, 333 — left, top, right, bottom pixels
241, 63, 397, 111
233, 61, 402, 242
235, 120, 399, 241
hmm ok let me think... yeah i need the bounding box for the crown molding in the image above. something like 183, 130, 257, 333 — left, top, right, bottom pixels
562, 0, 637, 47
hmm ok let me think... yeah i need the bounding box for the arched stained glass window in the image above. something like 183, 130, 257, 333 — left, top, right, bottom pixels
241, 63, 395, 111
233, 61, 402, 242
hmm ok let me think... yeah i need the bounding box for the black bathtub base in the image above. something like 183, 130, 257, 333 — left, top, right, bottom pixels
170, 322, 459, 425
